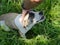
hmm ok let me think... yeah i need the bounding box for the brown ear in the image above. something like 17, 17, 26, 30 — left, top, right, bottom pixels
23, 14, 29, 27
23, 20, 29, 28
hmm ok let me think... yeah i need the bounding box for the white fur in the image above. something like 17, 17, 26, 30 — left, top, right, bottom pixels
14, 11, 45, 38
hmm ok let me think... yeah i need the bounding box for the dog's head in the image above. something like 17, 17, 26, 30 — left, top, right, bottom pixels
23, 11, 35, 27
23, 11, 44, 28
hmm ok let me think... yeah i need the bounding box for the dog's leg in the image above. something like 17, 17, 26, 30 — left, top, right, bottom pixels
18, 30, 26, 38
0, 21, 10, 31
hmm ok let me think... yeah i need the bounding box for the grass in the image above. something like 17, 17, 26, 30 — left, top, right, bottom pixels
0, 0, 60, 45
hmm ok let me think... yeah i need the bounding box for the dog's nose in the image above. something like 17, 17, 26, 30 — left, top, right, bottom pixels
39, 11, 43, 15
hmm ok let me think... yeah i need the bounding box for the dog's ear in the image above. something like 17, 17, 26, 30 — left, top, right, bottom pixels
23, 14, 29, 27
24, 14, 29, 20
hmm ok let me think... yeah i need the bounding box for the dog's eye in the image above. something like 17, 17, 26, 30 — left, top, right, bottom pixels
29, 12, 35, 15
29, 12, 35, 18
39, 11, 43, 15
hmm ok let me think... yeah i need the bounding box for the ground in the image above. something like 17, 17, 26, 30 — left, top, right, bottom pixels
0, 0, 60, 45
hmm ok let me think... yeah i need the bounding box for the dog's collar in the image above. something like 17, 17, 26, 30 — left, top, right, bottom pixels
14, 14, 29, 34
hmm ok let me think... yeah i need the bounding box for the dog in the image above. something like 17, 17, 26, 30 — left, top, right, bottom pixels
0, 11, 45, 38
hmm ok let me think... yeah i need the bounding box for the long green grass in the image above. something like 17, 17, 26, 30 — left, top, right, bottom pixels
0, 0, 60, 45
